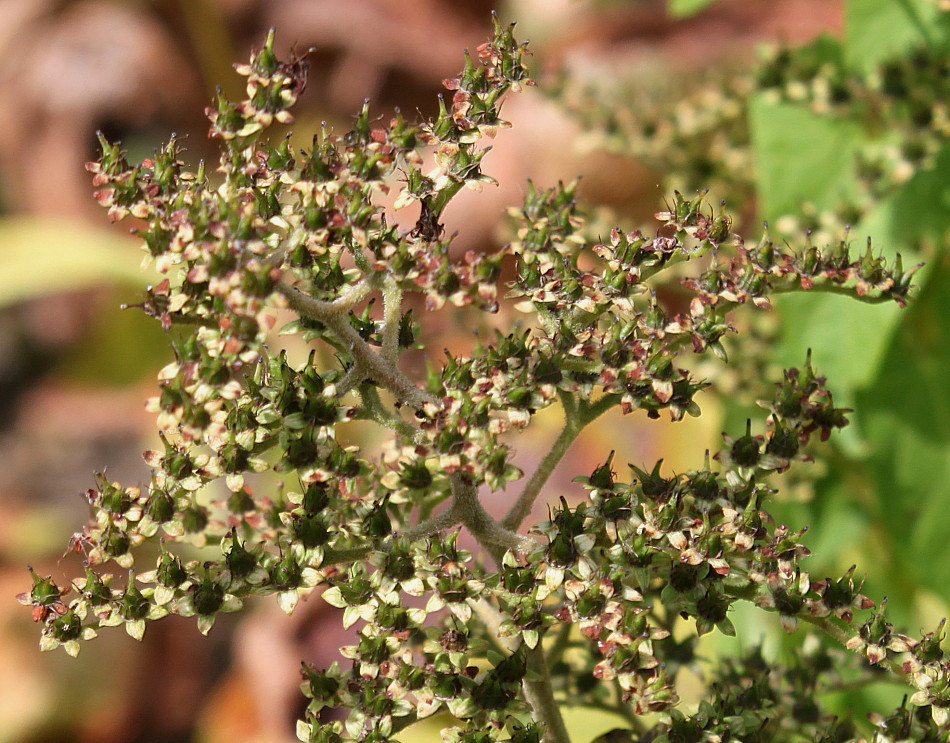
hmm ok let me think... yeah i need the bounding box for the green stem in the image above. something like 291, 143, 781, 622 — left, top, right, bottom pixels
451, 472, 569, 743
770, 280, 897, 304
380, 275, 403, 360
453, 474, 537, 556
321, 545, 373, 566
355, 384, 421, 442
278, 282, 437, 410
503, 392, 618, 531
524, 644, 573, 743
800, 614, 910, 682
503, 398, 581, 531
400, 507, 462, 542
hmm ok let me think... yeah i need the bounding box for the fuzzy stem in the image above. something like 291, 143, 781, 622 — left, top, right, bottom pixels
278, 282, 437, 410
770, 281, 900, 304
503, 392, 618, 531
355, 384, 422, 442
453, 472, 568, 743
320, 545, 373, 566
380, 275, 404, 360
800, 614, 910, 682
524, 644, 573, 743
453, 474, 537, 556
400, 506, 461, 542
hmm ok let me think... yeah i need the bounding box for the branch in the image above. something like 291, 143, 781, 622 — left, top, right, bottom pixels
800, 614, 911, 682
399, 506, 462, 542
524, 644, 574, 743
452, 474, 538, 557
379, 274, 403, 360
277, 277, 373, 316
277, 281, 438, 410
354, 383, 422, 442
770, 281, 899, 305
450, 473, 568, 743
503, 392, 618, 530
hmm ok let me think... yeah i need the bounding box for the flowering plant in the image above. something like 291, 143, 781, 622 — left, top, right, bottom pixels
21, 16, 949, 743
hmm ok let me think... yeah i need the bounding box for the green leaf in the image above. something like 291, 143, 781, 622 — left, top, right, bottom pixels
0, 216, 145, 307
770, 145, 949, 431
748, 94, 866, 223
845, 0, 945, 72
771, 293, 901, 413
856, 255, 950, 604
667, 0, 717, 18
855, 143, 950, 247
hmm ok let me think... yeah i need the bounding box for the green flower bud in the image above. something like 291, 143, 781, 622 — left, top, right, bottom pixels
50, 610, 82, 642
270, 552, 302, 590
294, 513, 330, 548
730, 420, 761, 467
192, 578, 225, 615
157, 550, 187, 587
302, 663, 339, 700
146, 489, 176, 523
120, 581, 150, 621
225, 532, 257, 579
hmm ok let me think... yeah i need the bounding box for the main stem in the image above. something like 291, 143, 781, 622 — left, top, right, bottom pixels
524, 644, 573, 743
457, 477, 570, 743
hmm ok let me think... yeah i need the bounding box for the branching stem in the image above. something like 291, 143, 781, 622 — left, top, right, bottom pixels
355, 383, 422, 442
277, 281, 438, 410
503, 392, 618, 530
453, 474, 538, 556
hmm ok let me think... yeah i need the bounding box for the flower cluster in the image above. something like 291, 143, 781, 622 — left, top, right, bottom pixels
22, 16, 949, 743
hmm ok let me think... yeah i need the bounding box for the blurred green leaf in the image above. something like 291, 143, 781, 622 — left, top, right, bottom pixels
0, 216, 145, 307
770, 294, 901, 415
55, 289, 171, 386
855, 254, 950, 602
748, 95, 865, 223
667, 0, 717, 18
855, 143, 950, 246
845, 0, 945, 72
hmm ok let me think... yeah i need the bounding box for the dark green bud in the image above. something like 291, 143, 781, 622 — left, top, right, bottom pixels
192, 578, 225, 615
294, 513, 330, 548
157, 550, 187, 587
146, 489, 176, 523
731, 420, 761, 467
120, 581, 150, 620
271, 552, 303, 590
225, 532, 257, 579
50, 610, 82, 641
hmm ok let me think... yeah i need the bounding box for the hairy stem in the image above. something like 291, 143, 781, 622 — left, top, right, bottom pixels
503, 392, 618, 531
800, 614, 910, 682
770, 281, 900, 304
355, 383, 422, 442
400, 506, 461, 542
278, 282, 437, 410
524, 644, 573, 743
453, 474, 537, 556
380, 275, 403, 360
454, 472, 568, 743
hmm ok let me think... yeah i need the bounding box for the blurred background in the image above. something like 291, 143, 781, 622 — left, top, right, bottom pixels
1, 1, 946, 742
